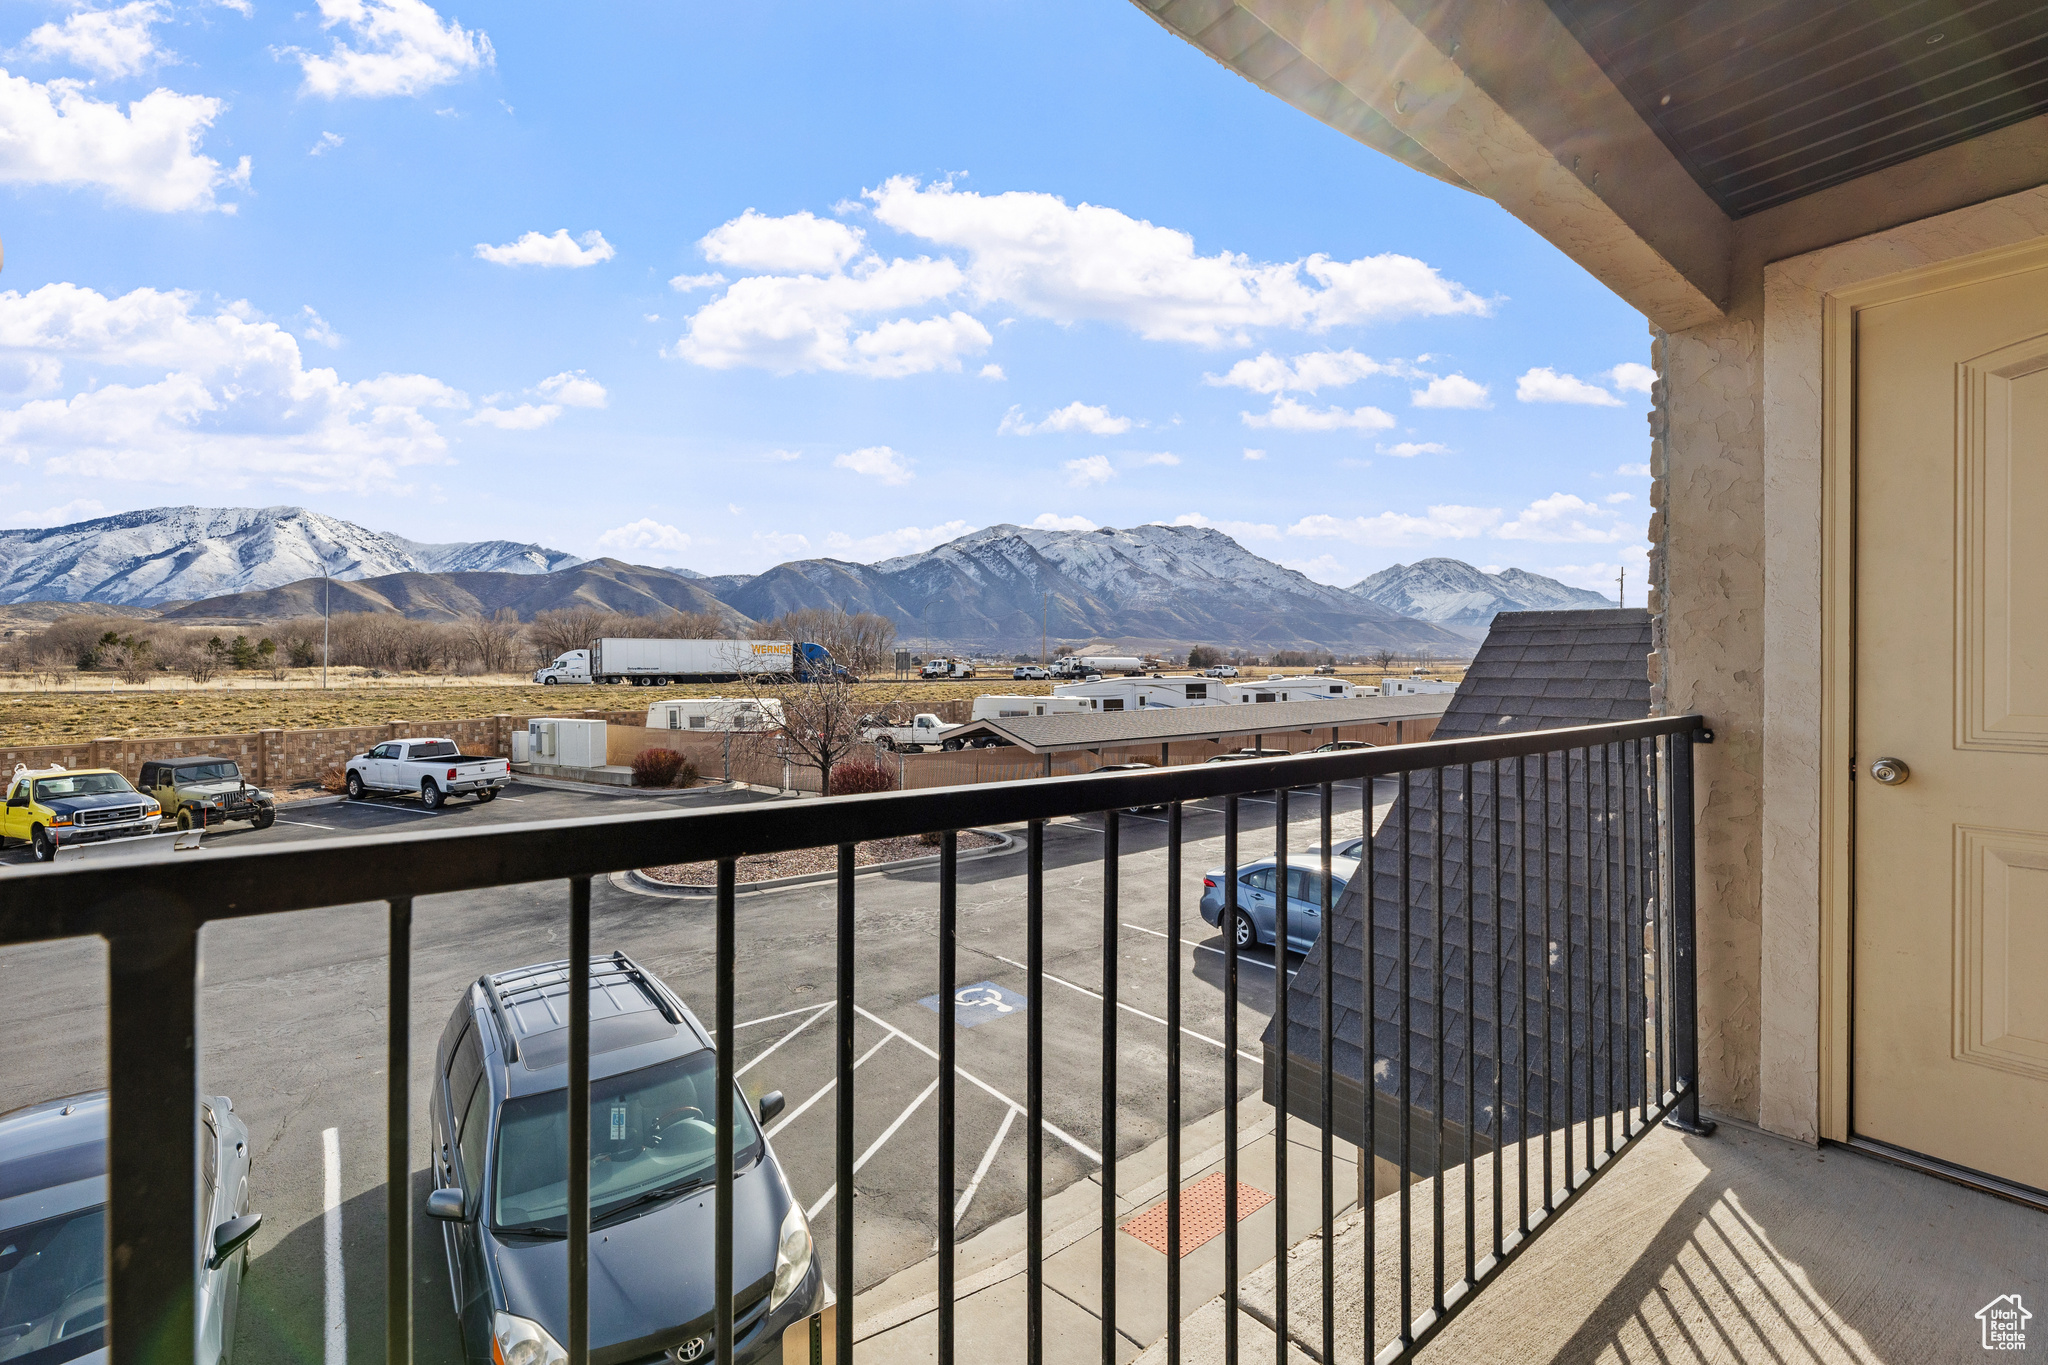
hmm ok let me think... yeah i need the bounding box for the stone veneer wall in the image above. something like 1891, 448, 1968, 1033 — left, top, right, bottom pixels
0, 709, 648, 789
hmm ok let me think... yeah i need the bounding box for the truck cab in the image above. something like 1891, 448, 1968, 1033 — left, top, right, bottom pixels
533, 650, 591, 685
919, 658, 974, 680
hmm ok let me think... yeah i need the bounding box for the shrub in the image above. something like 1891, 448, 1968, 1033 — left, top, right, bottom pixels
631, 747, 694, 788
318, 766, 348, 794
917, 829, 944, 847
828, 759, 896, 796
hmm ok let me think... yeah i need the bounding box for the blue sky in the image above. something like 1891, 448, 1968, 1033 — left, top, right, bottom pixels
0, 0, 1653, 595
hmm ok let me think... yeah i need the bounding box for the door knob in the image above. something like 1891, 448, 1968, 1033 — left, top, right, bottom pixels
1867, 757, 1910, 786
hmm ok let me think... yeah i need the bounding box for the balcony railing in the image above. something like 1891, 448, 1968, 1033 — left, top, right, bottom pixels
0, 713, 1710, 1365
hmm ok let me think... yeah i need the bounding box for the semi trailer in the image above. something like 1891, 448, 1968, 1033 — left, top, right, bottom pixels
532, 638, 850, 686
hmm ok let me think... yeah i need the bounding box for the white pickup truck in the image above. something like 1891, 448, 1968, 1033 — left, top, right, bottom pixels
344, 738, 511, 807
860, 712, 967, 752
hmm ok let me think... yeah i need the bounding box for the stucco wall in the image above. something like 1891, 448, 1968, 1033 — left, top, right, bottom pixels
1657, 301, 1769, 1124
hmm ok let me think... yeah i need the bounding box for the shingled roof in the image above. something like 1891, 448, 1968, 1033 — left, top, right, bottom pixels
940, 693, 1450, 755
1437, 609, 1653, 739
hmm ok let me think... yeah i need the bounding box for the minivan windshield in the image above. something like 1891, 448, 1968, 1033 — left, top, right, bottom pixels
0, 1206, 106, 1363
492, 1051, 761, 1234
31, 775, 133, 800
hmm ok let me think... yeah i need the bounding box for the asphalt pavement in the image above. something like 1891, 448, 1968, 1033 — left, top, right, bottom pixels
0, 773, 1393, 1364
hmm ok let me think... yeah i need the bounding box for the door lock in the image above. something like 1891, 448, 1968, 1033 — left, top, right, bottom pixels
1867, 757, 1910, 786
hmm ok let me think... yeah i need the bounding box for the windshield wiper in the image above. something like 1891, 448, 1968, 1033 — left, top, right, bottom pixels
593, 1174, 713, 1227
496, 1223, 566, 1240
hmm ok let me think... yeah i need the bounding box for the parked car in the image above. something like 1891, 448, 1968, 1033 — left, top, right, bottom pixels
1203, 665, 1240, 678
1094, 761, 1167, 812
1199, 855, 1357, 952
2, 764, 161, 862
1309, 739, 1377, 754
0, 1090, 261, 1365
140, 757, 276, 832
345, 739, 511, 807
1012, 665, 1050, 681
429, 954, 821, 1365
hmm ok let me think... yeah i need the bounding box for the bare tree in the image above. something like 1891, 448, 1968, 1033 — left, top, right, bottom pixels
735, 670, 870, 796
750, 607, 896, 676
459, 609, 526, 674
1369, 646, 1400, 676
528, 606, 615, 661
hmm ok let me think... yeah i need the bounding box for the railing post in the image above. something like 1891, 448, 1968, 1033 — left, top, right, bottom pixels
567, 878, 591, 1365
1662, 732, 1717, 1137
387, 897, 413, 1365
107, 919, 199, 1365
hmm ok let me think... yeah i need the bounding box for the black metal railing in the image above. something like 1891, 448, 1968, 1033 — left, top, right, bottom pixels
0, 714, 1711, 1365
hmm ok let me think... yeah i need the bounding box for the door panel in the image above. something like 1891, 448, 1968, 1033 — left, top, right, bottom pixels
1854, 261, 2048, 1191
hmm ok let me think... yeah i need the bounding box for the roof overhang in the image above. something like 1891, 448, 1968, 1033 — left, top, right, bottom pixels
944, 696, 1449, 755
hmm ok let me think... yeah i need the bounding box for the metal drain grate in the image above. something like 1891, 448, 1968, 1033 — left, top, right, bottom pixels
1120, 1171, 1273, 1257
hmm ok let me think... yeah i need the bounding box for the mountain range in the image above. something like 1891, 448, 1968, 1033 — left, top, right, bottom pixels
2, 506, 1617, 652
1351, 558, 1615, 638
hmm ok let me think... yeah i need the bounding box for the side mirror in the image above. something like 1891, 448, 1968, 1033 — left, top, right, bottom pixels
206, 1212, 262, 1269
426, 1188, 466, 1221
756, 1091, 784, 1125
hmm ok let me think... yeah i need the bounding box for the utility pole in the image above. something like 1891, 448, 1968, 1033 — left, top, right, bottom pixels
321, 563, 331, 690
1041, 591, 1048, 667
1617, 566, 1626, 609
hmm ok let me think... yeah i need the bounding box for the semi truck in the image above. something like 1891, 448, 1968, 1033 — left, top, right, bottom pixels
532, 638, 849, 686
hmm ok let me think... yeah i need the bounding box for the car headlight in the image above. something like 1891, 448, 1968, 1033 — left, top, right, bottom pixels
768, 1201, 813, 1312
490, 1311, 566, 1365
143, 799, 160, 814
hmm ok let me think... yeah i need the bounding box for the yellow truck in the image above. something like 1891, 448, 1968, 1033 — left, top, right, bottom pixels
3, 763, 164, 862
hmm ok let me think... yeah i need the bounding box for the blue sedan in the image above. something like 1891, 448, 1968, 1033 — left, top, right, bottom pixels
1199, 855, 1358, 952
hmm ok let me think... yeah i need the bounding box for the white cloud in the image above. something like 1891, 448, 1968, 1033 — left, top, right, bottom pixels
1281, 553, 1351, 584
824, 520, 973, 560
1164, 511, 1279, 540
535, 370, 606, 408
309, 131, 345, 156
676, 255, 989, 377
865, 175, 1492, 345
1287, 505, 1501, 545
0, 69, 244, 212
1030, 512, 1096, 531
759, 448, 801, 462
753, 530, 811, 558
1546, 544, 1649, 596
699, 209, 865, 274
291, 0, 494, 99
1517, 367, 1623, 406
1242, 396, 1395, 432
1242, 448, 1265, 461
1604, 491, 1633, 503
999, 400, 1132, 436
1607, 362, 1656, 394
978, 363, 1004, 380
1497, 492, 1625, 542
0, 282, 469, 491
466, 403, 557, 429
475, 229, 615, 268
834, 445, 913, 485
1379, 441, 1449, 457
1616, 462, 1651, 477
1411, 373, 1491, 409
596, 518, 690, 556
0, 497, 106, 528
299, 305, 342, 346
1129, 451, 1179, 466
1203, 349, 1415, 395
22, 2, 167, 79
1064, 454, 1115, 487
668, 272, 727, 292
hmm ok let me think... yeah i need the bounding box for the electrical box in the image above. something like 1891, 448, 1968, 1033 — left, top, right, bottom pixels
510, 730, 530, 763
527, 718, 605, 768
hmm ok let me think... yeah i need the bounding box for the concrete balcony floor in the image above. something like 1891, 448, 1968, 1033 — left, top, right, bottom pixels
1155, 1117, 2045, 1364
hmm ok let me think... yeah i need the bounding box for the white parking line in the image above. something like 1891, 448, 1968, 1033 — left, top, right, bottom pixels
806, 1075, 940, 1222
953, 1105, 1015, 1228
766, 1034, 892, 1139
850, 1006, 1101, 1164
737, 1002, 833, 1078
739, 1002, 838, 1030
344, 803, 442, 819
990, 954, 1261, 1064
275, 818, 336, 830
322, 1127, 344, 1365
1120, 921, 1298, 978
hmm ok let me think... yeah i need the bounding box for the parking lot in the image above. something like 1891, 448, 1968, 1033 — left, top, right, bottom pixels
0, 773, 1390, 1363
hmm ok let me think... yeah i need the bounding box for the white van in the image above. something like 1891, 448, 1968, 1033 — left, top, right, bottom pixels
646, 697, 786, 731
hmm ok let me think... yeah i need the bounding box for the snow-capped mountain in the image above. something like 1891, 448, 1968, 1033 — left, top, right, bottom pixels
0, 506, 582, 607
706, 523, 1471, 651
1349, 558, 1615, 636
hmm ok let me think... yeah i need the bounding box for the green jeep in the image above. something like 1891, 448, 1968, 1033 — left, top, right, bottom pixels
140, 757, 277, 832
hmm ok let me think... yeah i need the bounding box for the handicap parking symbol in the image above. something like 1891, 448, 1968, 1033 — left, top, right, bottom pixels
918, 980, 1027, 1028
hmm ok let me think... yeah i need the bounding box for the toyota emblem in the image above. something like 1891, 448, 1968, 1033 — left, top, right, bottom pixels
668, 1337, 706, 1363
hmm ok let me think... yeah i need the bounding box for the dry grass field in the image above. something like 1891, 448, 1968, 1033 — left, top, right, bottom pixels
0, 663, 1463, 742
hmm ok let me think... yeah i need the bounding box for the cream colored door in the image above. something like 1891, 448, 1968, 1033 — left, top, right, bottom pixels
1854, 259, 2048, 1192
